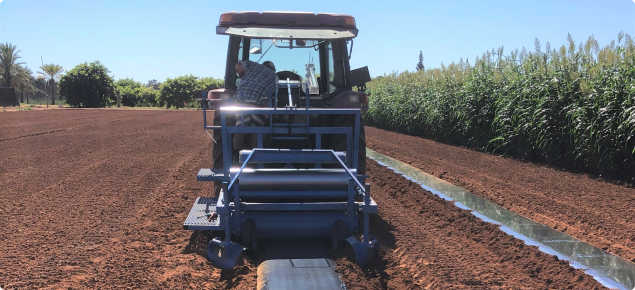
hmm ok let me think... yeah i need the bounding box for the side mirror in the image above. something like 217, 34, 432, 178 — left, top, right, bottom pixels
349, 66, 371, 88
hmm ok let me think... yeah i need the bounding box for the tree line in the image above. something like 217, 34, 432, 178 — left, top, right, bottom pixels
60, 61, 222, 108
1, 43, 65, 106
1, 42, 222, 108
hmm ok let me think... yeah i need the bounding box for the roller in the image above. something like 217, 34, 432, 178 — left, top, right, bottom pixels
230, 168, 356, 191
241, 211, 352, 239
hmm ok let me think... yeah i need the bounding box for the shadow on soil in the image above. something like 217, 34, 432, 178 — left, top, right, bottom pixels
181, 212, 398, 289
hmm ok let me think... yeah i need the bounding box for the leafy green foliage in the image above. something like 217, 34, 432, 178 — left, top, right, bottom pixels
59, 61, 116, 108
137, 86, 159, 107
0, 42, 25, 88
158, 75, 223, 108
114, 78, 143, 107
146, 79, 161, 90
112, 78, 163, 107
365, 33, 635, 182
199, 77, 224, 91
159, 75, 198, 108
38, 64, 64, 105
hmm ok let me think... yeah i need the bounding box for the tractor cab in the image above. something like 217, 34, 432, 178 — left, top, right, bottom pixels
210, 11, 371, 110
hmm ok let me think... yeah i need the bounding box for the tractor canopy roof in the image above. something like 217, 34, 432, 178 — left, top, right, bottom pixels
216, 11, 358, 40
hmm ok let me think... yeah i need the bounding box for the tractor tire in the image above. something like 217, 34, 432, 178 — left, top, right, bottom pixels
329, 115, 366, 175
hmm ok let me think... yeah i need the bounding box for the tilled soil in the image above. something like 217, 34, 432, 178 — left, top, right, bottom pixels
335, 161, 604, 289
0, 110, 256, 289
0, 110, 607, 289
366, 127, 635, 263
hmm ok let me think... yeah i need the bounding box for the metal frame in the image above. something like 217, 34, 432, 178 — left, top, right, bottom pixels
204, 106, 361, 171
186, 103, 377, 269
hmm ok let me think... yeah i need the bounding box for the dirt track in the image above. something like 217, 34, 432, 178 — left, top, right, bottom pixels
0, 110, 607, 289
366, 127, 635, 263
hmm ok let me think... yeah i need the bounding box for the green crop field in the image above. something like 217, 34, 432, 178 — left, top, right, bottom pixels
365, 33, 635, 182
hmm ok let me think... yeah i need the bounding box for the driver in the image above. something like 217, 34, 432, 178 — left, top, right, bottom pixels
233, 60, 276, 154
234, 60, 276, 107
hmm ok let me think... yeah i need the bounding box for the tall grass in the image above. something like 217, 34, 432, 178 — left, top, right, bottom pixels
365, 33, 635, 182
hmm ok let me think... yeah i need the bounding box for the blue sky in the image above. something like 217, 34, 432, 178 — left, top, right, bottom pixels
1, 0, 633, 83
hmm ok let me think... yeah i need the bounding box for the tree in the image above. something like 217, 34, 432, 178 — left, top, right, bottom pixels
416, 51, 425, 72
138, 86, 159, 107
146, 79, 161, 90
38, 64, 64, 105
14, 66, 36, 103
0, 43, 25, 88
159, 75, 200, 108
31, 77, 48, 102
0, 43, 26, 106
114, 78, 142, 107
26, 76, 41, 103
114, 78, 161, 107
59, 61, 116, 108
198, 77, 223, 91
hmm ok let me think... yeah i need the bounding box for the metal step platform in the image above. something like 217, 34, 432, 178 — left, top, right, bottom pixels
197, 169, 227, 182
183, 197, 223, 230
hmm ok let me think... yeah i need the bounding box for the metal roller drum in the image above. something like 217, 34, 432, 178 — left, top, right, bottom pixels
231, 168, 355, 191
242, 211, 351, 238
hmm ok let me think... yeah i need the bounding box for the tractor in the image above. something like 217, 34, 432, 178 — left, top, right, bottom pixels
183, 11, 378, 269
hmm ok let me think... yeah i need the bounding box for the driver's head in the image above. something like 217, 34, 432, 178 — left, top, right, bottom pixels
235, 61, 246, 77
262, 61, 275, 71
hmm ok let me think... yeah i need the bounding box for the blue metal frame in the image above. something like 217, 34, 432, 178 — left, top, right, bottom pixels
214, 106, 362, 172
186, 101, 378, 269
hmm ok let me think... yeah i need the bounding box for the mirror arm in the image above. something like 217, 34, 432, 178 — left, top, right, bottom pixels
349, 39, 354, 60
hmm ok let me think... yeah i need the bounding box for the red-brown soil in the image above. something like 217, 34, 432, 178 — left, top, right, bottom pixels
0, 109, 256, 289
0, 110, 607, 289
366, 127, 635, 262
334, 161, 604, 289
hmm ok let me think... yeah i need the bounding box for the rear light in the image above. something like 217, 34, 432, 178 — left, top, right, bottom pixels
348, 93, 368, 103
219, 13, 233, 24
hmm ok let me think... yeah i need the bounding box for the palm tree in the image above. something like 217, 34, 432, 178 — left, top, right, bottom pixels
39, 64, 64, 105
0, 42, 25, 87
14, 66, 35, 103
